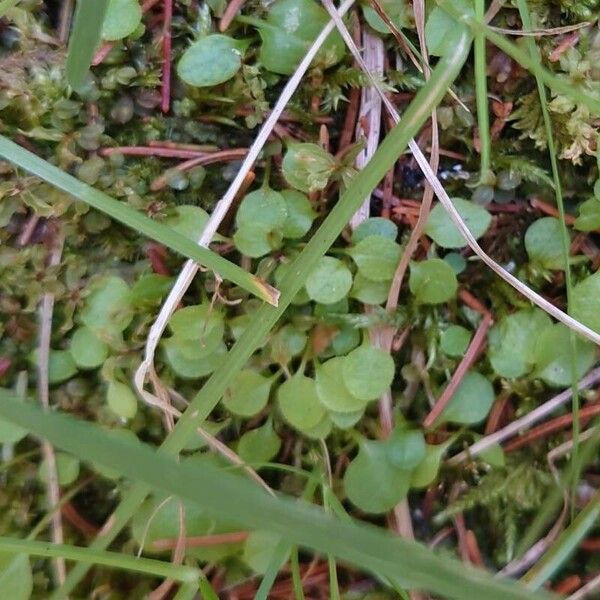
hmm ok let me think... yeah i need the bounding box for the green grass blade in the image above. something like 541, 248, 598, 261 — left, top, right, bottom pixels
515, 0, 581, 518
0, 0, 20, 17
55, 25, 474, 598
0, 137, 278, 305
474, 0, 491, 179
290, 547, 305, 600
522, 490, 600, 589
255, 538, 289, 600
438, 0, 600, 115
66, 0, 110, 92
0, 536, 199, 582
0, 395, 557, 600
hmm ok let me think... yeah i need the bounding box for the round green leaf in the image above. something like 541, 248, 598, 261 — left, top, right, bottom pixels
425, 6, 471, 57
222, 370, 271, 417
106, 380, 138, 419
571, 272, 600, 333
524, 217, 568, 270
282, 143, 336, 193
329, 326, 361, 356
238, 420, 281, 465
342, 345, 395, 401
129, 274, 173, 305
410, 442, 450, 488
163, 341, 227, 379
269, 325, 307, 365
39, 452, 80, 486
81, 276, 132, 340
386, 429, 426, 470
533, 323, 596, 387
243, 531, 285, 574
278, 374, 327, 431
257, 0, 345, 75
348, 235, 401, 282
302, 414, 333, 439
70, 326, 109, 369
344, 440, 410, 513
47, 350, 77, 385
488, 308, 552, 378
168, 303, 224, 347
234, 223, 281, 258
362, 0, 410, 34
424, 198, 491, 248
305, 256, 353, 304
439, 371, 494, 425
102, 0, 142, 41
440, 325, 471, 358
352, 217, 398, 244
328, 407, 364, 429
350, 271, 390, 304
281, 190, 316, 238
163, 205, 212, 242
574, 197, 600, 232
177, 34, 243, 87
0, 553, 32, 600
409, 259, 458, 304
316, 357, 366, 412
236, 187, 288, 230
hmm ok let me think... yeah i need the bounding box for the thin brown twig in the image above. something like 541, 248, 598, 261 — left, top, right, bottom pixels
219, 0, 247, 31
161, 0, 173, 113
423, 313, 492, 429
151, 531, 249, 551
37, 225, 67, 587
99, 146, 210, 159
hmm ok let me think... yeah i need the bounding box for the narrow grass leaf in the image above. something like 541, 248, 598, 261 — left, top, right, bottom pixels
0, 395, 556, 600
66, 0, 110, 92
0, 137, 278, 305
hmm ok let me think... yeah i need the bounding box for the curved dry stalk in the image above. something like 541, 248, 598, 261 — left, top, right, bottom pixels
320, 0, 600, 348
134, 0, 357, 423
37, 228, 67, 587
447, 367, 600, 465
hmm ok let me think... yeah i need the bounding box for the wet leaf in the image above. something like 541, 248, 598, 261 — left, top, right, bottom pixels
222, 370, 272, 417
238, 419, 281, 465
39, 452, 80, 486
525, 217, 568, 270
347, 235, 401, 282
344, 440, 410, 513
282, 143, 337, 193
0, 553, 32, 600
386, 429, 426, 470
533, 323, 595, 387
362, 0, 410, 34
440, 325, 471, 358
305, 256, 353, 304
237, 187, 288, 230
488, 308, 552, 378
571, 271, 600, 334
316, 357, 366, 412
178, 34, 243, 87
102, 0, 142, 41
438, 371, 494, 425
277, 374, 327, 431
281, 190, 316, 238
409, 259, 457, 304
70, 326, 108, 370
424, 198, 491, 248
106, 380, 138, 420
352, 217, 398, 244
251, 0, 344, 75
342, 345, 395, 401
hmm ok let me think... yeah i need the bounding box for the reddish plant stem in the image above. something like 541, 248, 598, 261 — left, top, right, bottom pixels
100, 146, 209, 159
484, 391, 512, 435
552, 574, 582, 595
549, 31, 580, 62
161, 0, 173, 113
530, 197, 577, 225
503, 401, 600, 452
61, 502, 100, 538
0, 357, 11, 378
219, 0, 247, 31
581, 538, 600, 551
423, 313, 493, 428
148, 141, 218, 151
145, 243, 171, 276
151, 531, 249, 551
465, 530, 485, 568
92, 0, 163, 65
150, 148, 248, 191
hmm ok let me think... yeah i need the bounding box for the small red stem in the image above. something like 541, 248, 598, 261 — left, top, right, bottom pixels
161, 0, 173, 113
